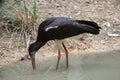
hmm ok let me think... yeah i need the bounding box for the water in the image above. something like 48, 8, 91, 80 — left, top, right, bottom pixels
0, 50, 120, 80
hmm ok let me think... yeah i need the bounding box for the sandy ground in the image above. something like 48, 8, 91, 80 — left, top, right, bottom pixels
0, 0, 120, 80
0, 0, 120, 70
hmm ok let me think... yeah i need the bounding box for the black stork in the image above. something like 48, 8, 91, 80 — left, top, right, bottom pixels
28, 17, 101, 70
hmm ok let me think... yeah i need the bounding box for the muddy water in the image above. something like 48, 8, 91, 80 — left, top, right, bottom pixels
0, 50, 120, 80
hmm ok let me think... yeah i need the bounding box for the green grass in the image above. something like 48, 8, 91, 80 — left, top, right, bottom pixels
0, 0, 40, 49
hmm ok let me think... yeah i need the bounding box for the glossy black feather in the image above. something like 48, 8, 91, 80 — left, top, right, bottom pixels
37, 17, 101, 41
29, 17, 101, 54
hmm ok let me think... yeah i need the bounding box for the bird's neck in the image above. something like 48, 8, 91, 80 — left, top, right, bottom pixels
33, 41, 46, 52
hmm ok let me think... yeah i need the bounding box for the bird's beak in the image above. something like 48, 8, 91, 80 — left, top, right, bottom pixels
31, 57, 36, 70
30, 51, 36, 70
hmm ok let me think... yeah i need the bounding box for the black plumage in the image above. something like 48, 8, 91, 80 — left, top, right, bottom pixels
28, 17, 101, 70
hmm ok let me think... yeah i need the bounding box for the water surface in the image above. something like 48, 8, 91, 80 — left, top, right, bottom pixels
0, 50, 120, 80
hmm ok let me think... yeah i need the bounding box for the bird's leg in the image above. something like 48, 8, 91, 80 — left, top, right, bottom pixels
55, 40, 62, 69
62, 42, 69, 69
56, 49, 61, 69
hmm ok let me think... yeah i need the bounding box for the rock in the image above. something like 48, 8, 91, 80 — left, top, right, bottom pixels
107, 31, 120, 37
101, 40, 106, 44
19, 55, 30, 61
102, 22, 111, 27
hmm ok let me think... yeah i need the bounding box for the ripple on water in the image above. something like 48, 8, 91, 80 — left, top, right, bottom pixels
1, 50, 120, 80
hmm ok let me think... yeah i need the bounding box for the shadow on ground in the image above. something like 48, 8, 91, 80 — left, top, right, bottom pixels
0, 50, 120, 80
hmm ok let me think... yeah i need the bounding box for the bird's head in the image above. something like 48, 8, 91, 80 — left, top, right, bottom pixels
28, 41, 46, 70
28, 42, 37, 70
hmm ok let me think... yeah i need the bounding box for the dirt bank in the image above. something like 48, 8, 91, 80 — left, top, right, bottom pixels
0, 0, 120, 67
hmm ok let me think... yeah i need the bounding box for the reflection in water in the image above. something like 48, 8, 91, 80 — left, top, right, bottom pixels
1, 50, 120, 80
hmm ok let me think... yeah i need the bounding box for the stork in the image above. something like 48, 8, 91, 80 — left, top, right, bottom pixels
28, 17, 101, 70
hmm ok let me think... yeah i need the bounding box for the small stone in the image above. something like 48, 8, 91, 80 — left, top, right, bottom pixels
102, 22, 111, 27
101, 40, 106, 44
20, 57, 25, 61
107, 31, 120, 37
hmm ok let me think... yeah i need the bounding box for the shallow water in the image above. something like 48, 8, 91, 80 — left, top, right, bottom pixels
0, 50, 120, 80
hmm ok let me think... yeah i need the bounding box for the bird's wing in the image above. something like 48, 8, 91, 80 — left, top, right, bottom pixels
39, 17, 57, 28
45, 22, 85, 39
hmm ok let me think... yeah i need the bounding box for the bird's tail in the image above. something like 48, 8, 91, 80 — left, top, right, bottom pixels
76, 20, 101, 35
